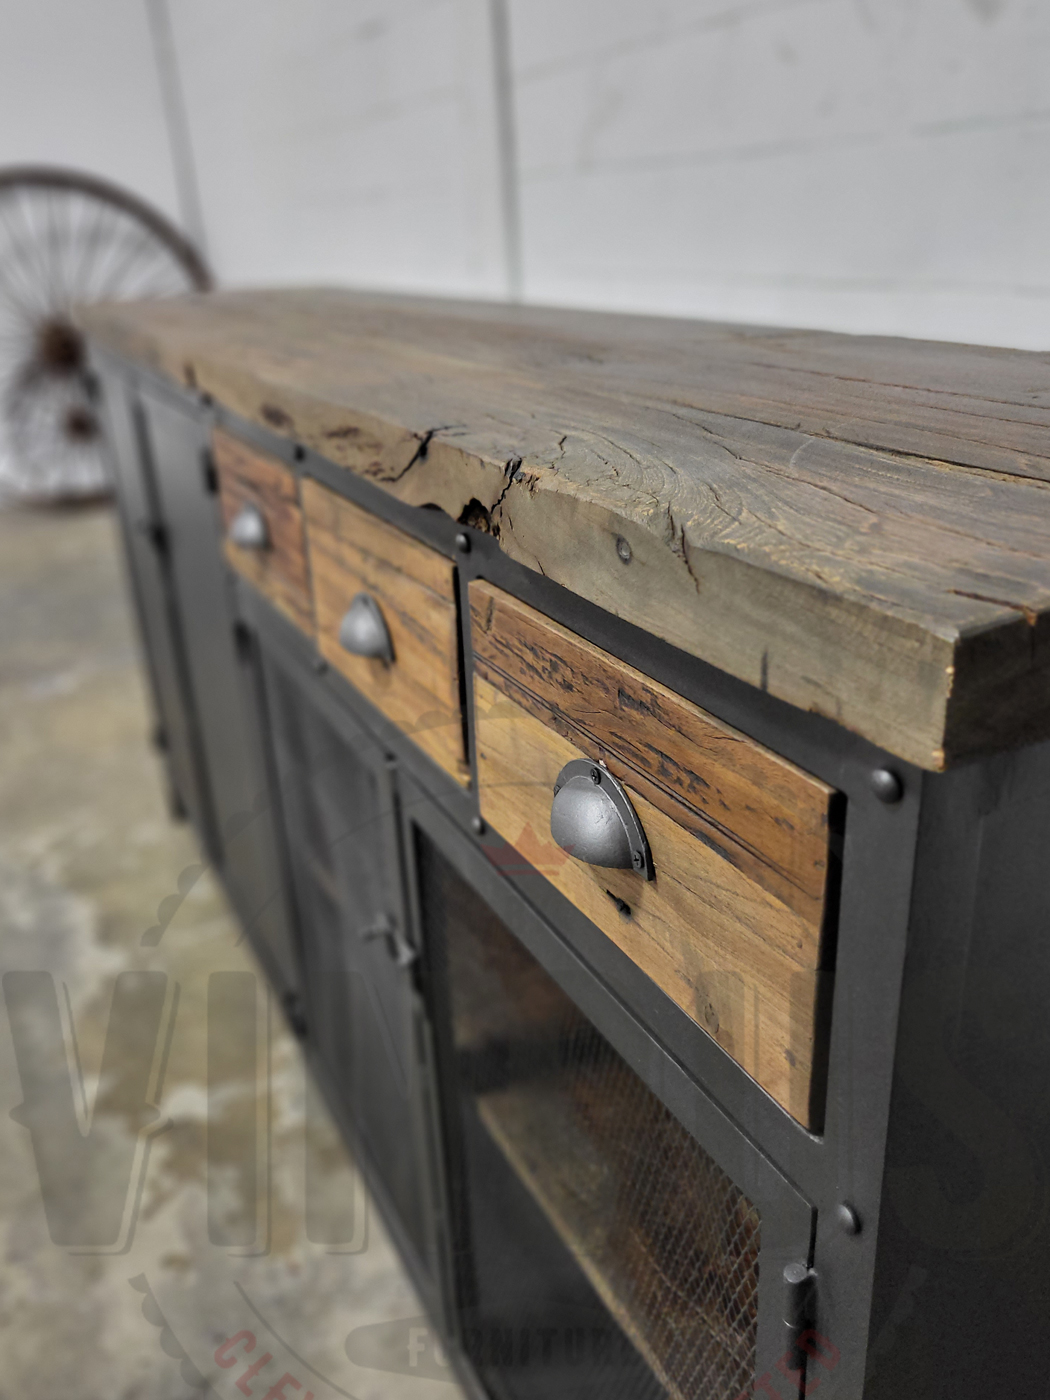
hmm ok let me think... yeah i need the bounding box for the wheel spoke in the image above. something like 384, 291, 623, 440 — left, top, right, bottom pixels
0, 199, 53, 317
0, 173, 207, 496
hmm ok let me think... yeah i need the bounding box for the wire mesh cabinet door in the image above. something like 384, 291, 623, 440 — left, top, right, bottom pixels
404, 782, 818, 1400
136, 388, 300, 997
255, 629, 443, 1302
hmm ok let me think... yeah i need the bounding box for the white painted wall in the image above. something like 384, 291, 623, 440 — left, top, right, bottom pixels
507, 0, 1050, 347
167, 0, 511, 298
2, 0, 1049, 348
0, 0, 180, 226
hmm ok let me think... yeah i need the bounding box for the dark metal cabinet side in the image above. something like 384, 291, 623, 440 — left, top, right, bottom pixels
136, 388, 301, 996
866, 745, 1050, 1398
95, 364, 210, 832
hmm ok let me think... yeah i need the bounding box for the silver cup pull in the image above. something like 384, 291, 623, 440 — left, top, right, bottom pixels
549, 760, 653, 880
228, 502, 269, 550
338, 592, 394, 662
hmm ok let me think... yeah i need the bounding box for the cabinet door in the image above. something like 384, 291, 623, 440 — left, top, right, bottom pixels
259, 639, 436, 1285
138, 391, 299, 995
406, 784, 815, 1400
98, 368, 208, 831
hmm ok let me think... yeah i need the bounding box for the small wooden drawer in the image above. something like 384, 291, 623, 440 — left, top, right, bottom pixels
470, 581, 837, 1128
214, 430, 314, 635
303, 479, 468, 785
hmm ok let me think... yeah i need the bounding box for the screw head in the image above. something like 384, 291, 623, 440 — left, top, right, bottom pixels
471, 815, 485, 835
616, 535, 632, 564
870, 768, 903, 804
590, 767, 602, 784
836, 1203, 861, 1236
455, 531, 471, 554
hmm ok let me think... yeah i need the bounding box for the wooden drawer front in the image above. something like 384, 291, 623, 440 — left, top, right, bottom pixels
470, 582, 836, 1128
303, 479, 468, 785
214, 430, 313, 634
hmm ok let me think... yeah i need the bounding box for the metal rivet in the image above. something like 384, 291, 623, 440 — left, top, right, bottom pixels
870, 768, 903, 804
837, 1203, 861, 1235
590, 767, 602, 784
312, 656, 328, 675
455, 531, 471, 554
471, 815, 485, 835
616, 535, 632, 564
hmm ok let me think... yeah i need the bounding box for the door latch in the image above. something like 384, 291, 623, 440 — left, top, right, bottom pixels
362, 914, 417, 969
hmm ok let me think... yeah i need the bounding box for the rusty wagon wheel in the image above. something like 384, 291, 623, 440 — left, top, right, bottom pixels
0, 166, 211, 501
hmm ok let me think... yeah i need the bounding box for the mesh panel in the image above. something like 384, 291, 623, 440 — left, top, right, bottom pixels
422, 835, 760, 1400
265, 666, 429, 1266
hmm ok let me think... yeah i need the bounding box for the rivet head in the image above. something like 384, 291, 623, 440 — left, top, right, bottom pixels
870, 768, 903, 804
616, 535, 632, 564
455, 531, 471, 554
837, 1203, 861, 1235
471, 815, 485, 835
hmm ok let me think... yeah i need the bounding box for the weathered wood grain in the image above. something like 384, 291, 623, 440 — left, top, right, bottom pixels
470, 580, 833, 923
302, 478, 468, 785
213, 430, 314, 635
474, 674, 826, 1127
84, 289, 1050, 767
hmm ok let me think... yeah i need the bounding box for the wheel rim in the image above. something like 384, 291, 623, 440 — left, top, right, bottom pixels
0, 167, 211, 501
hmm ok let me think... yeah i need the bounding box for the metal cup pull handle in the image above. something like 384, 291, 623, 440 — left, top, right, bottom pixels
228, 502, 269, 550
549, 760, 654, 880
338, 592, 394, 662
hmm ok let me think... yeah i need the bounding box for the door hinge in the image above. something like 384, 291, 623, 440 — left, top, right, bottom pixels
281, 989, 307, 1041
775, 1263, 818, 1395
138, 518, 168, 556
232, 619, 254, 661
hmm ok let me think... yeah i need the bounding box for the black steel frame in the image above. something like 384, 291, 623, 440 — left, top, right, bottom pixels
93, 346, 1050, 1399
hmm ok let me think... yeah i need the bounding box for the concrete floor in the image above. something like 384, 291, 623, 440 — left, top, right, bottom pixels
0, 502, 463, 1400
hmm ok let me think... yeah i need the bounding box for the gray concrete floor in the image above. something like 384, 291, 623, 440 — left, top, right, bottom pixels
0, 502, 463, 1400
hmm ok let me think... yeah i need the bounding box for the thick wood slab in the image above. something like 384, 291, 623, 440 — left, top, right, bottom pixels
84, 289, 1050, 768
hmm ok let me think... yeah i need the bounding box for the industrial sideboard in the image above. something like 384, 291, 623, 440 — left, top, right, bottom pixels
84, 291, 1050, 1400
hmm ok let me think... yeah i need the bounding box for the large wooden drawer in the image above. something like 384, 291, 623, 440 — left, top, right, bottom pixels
470, 581, 837, 1128
214, 430, 314, 635
303, 479, 468, 785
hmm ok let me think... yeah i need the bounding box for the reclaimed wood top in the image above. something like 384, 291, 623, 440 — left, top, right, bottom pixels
83, 288, 1050, 769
